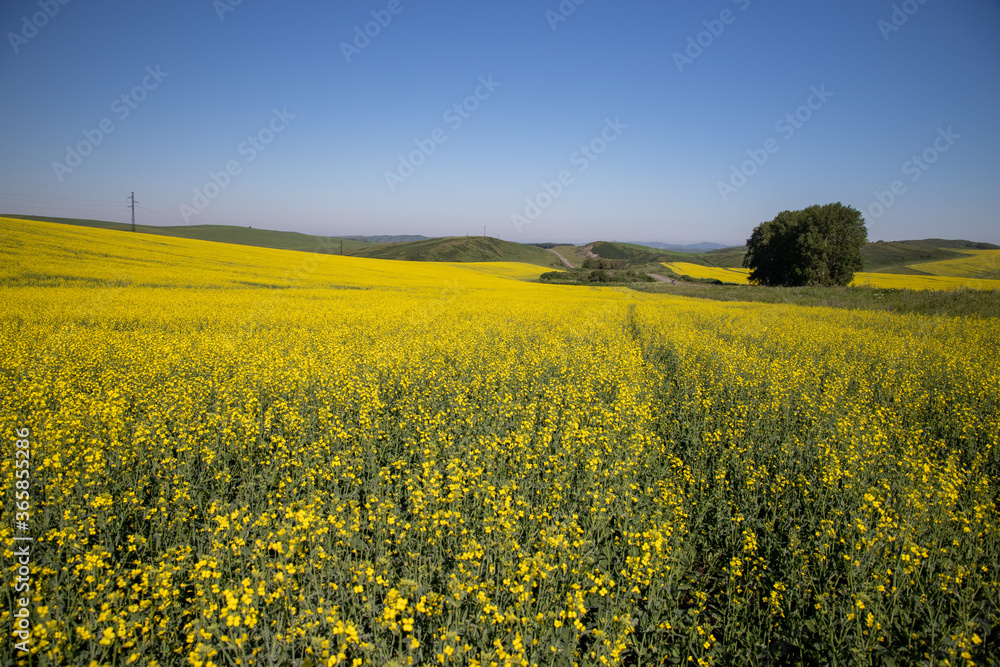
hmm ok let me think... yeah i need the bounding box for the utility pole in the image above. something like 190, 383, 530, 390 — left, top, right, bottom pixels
340, 238, 344, 255
128, 192, 137, 232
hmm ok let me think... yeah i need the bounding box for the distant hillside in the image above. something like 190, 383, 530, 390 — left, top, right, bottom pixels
351, 236, 564, 267
587, 241, 712, 265
860, 241, 990, 274
630, 241, 730, 253
911, 239, 999, 250
11, 214, 995, 277
5, 215, 377, 254
697, 246, 748, 268
527, 243, 574, 249
341, 234, 429, 244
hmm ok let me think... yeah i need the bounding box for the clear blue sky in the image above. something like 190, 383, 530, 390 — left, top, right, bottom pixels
1, 0, 998, 245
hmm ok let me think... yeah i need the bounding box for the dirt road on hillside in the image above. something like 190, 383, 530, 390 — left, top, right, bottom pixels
548, 249, 575, 269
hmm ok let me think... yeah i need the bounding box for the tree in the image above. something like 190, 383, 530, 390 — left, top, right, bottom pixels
742, 203, 867, 287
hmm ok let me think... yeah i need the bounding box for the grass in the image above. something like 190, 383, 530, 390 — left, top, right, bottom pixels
696, 246, 748, 268
697, 252, 747, 268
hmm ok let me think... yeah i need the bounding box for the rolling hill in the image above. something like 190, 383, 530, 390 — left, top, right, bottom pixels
3, 214, 377, 254
350, 236, 564, 267
860, 240, 998, 274
630, 241, 731, 253
697, 246, 748, 268
340, 234, 430, 244
584, 241, 716, 265
7, 214, 996, 278
904, 249, 1000, 281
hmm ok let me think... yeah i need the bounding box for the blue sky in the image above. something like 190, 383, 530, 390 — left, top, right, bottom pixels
1, 0, 998, 245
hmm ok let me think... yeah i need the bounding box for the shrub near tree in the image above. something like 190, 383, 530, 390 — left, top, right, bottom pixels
743, 202, 868, 286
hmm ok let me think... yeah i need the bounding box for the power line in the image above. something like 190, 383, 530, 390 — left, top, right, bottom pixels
136, 205, 185, 226
0, 191, 122, 205
0, 203, 124, 214
0, 178, 124, 194
128, 192, 137, 232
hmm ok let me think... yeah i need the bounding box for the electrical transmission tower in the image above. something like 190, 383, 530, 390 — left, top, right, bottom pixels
128, 192, 137, 232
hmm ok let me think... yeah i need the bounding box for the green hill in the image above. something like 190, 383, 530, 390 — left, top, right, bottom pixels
912, 238, 1000, 250
588, 241, 712, 265
4, 215, 376, 254
859, 241, 990, 274
698, 246, 748, 268
351, 236, 564, 267
341, 234, 429, 244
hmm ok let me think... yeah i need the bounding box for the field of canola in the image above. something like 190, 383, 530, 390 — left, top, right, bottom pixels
2, 217, 999, 666
664, 254, 1000, 291
911, 250, 1000, 281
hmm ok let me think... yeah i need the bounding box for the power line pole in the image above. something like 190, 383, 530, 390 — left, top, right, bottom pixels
128, 192, 137, 232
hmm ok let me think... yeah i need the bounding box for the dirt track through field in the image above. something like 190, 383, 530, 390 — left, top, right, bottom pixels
548, 249, 575, 268
648, 273, 679, 284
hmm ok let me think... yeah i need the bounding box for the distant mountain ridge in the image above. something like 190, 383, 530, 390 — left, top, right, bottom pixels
630, 241, 731, 253
340, 234, 429, 244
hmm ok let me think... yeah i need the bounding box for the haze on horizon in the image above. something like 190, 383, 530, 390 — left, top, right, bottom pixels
1, 1, 998, 246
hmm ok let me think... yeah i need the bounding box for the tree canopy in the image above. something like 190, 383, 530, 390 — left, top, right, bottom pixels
742, 203, 868, 287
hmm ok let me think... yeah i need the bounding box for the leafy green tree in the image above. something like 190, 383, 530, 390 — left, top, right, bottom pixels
743, 203, 867, 286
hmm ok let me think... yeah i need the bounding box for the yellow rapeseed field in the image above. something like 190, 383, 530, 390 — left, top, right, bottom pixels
2, 217, 998, 666
850, 272, 1000, 291
661, 263, 751, 285
665, 255, 1000, 291
910, 249, 1000, 281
